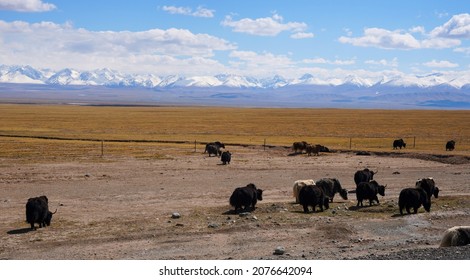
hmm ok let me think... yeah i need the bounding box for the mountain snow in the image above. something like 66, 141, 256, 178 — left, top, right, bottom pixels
0, 64, 469, 90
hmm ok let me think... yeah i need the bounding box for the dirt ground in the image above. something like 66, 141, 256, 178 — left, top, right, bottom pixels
0, 145, 469, 260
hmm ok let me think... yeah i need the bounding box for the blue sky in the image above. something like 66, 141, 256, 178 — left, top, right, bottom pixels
0, 0, 469, 79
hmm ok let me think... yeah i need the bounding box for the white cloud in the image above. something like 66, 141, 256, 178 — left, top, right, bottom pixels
290, 32, 314, 39
409, 26, 425, 34
162, 5, 214, 18
302, 57, 355, 65
227, 50, 298, 77
338, 28, 421, 49
0, 20, 235, 74
221, 14, 308, 36
365, 57, 399, 67
430, 13, 470, 39
423, 60, 458, 68
0, 0, 55, 12
454, 47, 470, 55
339, 27, 461, 50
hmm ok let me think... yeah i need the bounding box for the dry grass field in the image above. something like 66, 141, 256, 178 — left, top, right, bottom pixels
0, 104, 469, 260
1, 104, 469, 160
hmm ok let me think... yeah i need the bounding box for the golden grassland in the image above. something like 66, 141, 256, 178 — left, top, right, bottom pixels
0, 104, 469, 160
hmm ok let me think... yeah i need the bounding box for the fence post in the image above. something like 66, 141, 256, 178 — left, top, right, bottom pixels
194, 140, 197, 152
349, 137, 352, 149
101, 140, 104, 157
413, 136, 416, 148
264, 138, 266, 151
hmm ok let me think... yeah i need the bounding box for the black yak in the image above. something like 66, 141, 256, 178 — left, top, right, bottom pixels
315, 178, 348, 203
439, 226, 470, 247
26, 196, 56, 230
415, 178, 439, 199
205, 144, 221, 157
229, 183, 263, 213
292, 179, 315, 203
292, 141, 308, 154
204, 141, 224, 156
356, 180, 386, 207
398, 187, 431, 215
305, 144, 321, 156
446, 140, 455, 151
221, 151, 231, 164
298, 184, 329, 213
393, 138, 406, 149
354, 168, 377, 187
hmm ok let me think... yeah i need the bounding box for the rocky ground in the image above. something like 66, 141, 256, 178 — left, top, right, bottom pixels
0, 145, 469, 260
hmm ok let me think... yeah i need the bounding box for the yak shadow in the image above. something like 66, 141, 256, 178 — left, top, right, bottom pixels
347, 205, 381, 211
287, 152, 303, 157
7, 228, 33, 235
391, 213, 403, 218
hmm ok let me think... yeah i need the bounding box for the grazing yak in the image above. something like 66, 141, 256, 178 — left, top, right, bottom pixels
26, 196, 56, 230
204, 141, 225, 156
446, 140, 456, 151
315, 178, 348, 203
393, 138, 406, 149
356, 180, 386, 207
298, 184, 329, 213
205, 144, 221, 157
292, 141, 308, 154
221, 151, 232, 164
293, 179, 315, 203
415, 177, 439, 199
229, 183, 263, 213
398, 187, 431, 215
354, 168, 377, 187
439, 226, 470, 247
305, 144, 321, 156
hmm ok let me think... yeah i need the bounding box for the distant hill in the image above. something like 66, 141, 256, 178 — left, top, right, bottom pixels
1, 65, 469, 109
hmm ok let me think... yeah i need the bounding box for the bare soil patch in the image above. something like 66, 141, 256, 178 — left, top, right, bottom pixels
0, 146, 469, 260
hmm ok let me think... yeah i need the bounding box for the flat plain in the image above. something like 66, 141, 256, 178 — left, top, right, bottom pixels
0, 104, 469, 259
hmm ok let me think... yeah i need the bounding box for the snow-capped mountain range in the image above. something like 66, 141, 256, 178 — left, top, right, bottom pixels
1, 64, 470, 90
1, 65, 470, 109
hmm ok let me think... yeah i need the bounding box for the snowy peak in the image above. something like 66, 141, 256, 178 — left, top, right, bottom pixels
0, 65, 469, 90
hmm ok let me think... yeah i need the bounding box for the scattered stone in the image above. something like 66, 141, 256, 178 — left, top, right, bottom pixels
239, 212, 250, 217
274, 246, 285, 255
175, 223, 184, 227
251, 216, 258, 221
208, 223, 219, 228
392, 171, 400, 174
171, 212, 181, 219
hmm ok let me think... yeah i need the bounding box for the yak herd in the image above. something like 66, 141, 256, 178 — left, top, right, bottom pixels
22, 139, 466, 248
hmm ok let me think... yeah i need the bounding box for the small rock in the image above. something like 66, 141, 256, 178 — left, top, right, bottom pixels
251, 216, 258, 221
175, 223, 184, 227
208, 223, 219, 228
171, 212, 181, 219
274, 246, 285, 255
239, 212, 250, 217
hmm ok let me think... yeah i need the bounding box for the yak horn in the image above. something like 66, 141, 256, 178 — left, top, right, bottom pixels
51, 209, 58, 214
